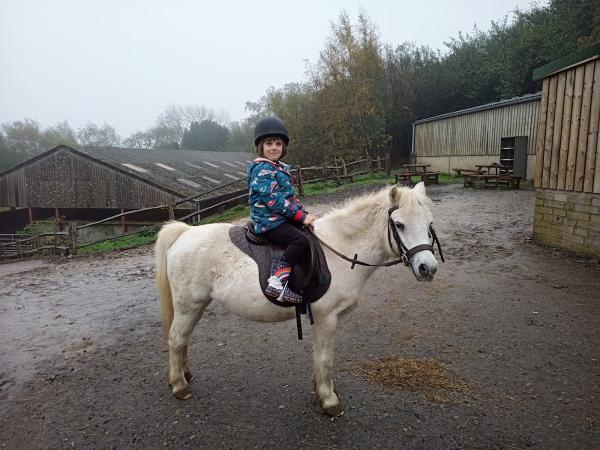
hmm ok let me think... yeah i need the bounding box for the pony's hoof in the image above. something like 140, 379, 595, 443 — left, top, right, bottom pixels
323, 404, 345, 417
173, 387, 192, 400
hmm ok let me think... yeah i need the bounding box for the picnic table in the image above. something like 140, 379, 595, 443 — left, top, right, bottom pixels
393, 164, 440, 185
452, 168, 479, 177
462, 163, 521, 189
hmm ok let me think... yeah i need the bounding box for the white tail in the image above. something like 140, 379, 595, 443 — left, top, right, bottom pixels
155, 221, 190, 338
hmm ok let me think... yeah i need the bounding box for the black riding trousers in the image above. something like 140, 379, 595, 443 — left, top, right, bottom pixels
261, 222, 309, 264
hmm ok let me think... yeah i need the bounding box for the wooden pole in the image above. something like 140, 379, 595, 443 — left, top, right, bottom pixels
341, 158, 348, 176
167, 201, 175, 220
385, 153, 391, 175
68, 223, 78, 256
120, 208, 127, 232
297, 168, 304, 196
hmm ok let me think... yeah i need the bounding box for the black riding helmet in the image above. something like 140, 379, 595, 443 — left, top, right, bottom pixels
254, 117, 289, 146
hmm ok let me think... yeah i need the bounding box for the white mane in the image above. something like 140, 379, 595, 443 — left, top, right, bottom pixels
321, 184, 431, 224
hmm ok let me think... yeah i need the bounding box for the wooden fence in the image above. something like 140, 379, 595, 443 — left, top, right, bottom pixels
1, 155, 389, 259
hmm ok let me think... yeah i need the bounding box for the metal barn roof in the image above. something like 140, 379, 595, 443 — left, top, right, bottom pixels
414, 92, 542, 125
77, 146, 254, 197
1, 145, 255, 199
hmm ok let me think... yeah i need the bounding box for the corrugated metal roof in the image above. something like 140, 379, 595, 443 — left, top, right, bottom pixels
414, 93, 542, 125
0, 145, 255, 200
76, 146, 254, 198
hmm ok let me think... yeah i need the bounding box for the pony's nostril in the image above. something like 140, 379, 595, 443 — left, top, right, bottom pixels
418, 264, 429, 276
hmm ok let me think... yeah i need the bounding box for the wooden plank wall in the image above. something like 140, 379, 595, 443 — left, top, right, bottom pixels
534, 58, 600, 193
414, 99, 540, 157
0, 148, 184, 208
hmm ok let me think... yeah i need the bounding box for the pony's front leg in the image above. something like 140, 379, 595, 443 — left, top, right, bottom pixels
312, 315, 343, 416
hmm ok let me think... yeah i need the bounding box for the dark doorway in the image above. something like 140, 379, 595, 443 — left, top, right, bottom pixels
500, 136, 528, 177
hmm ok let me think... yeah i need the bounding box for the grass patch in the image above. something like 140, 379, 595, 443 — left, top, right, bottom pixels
21, 219, 57, 235
439, 173, 461, 183
78, 229, 157, 255
199, 205, 249, 224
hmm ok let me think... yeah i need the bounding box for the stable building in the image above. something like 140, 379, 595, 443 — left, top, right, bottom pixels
412, 93, 541, 179
532, 43, 600, 257
0, 145, 253, 232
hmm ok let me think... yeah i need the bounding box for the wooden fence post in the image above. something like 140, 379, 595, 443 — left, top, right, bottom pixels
341, 158, 348, 176
167, 201, 175, 220
120, 208, 127, 232
297, 168, 304, 196
385, 152, 391, 175
68, 223, 78, 256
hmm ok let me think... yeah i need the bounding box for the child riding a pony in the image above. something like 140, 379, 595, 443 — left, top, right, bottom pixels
247, 117, 316, 304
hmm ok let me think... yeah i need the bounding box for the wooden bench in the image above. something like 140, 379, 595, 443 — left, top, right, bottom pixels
394, 171, 440, 185
464, 174, 521, 189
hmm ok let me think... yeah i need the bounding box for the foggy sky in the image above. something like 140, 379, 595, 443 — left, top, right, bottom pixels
0, 0, 547, 139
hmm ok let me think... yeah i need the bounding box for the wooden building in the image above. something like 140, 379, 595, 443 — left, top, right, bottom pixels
532, 43, 600, 257
0, 145, 253, 232
412, 93, 541, 179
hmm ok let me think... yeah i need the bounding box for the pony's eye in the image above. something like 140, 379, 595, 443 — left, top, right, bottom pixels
395, 222, 405, 231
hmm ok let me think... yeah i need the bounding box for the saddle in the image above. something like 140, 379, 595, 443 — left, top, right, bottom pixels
228, 222, 331, 309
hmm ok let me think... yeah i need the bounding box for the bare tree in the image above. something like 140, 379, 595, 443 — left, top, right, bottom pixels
77, 122, 121, 147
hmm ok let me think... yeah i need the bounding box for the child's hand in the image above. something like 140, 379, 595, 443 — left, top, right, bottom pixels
303, 213, 317, 227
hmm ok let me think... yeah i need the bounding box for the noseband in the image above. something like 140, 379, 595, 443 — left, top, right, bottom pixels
387, 207, 445, 266
308, 207, 444, 269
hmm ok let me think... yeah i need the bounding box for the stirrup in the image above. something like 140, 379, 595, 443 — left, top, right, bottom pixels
278, 281, 303, 305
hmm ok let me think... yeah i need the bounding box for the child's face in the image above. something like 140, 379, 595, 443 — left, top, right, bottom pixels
262, 138, 284, 162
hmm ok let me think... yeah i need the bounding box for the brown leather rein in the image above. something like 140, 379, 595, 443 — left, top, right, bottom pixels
308, 206, 445, 270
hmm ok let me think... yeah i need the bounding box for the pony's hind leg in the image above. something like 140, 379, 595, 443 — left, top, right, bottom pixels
168, 300, 208, 399
312, 315, 343, 416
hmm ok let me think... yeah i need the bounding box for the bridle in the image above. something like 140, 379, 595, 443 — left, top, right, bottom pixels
387, 206, 445, 266
308, 207, 444, 270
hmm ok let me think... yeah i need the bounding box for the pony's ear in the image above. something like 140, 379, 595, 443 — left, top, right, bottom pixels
413, 181, 426, 195
389, 185, 402, 203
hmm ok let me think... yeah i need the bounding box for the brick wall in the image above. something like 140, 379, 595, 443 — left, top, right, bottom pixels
533, 190, 600, 257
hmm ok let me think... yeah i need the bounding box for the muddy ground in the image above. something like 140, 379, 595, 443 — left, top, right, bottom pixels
0, 183, 599, 450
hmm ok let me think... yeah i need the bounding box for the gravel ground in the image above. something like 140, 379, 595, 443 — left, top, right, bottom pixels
0, 182, 599, 449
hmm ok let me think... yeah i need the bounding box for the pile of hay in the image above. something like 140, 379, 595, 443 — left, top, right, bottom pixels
361, 356, 469, 401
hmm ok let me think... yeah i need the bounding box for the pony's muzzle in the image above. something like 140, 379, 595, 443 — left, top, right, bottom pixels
412, 251, 438, 281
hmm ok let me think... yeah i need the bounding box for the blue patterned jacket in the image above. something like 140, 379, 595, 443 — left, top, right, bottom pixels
247, 158, 306, 233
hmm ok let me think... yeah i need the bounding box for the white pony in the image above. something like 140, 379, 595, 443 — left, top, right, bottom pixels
155, 182, 440, 416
